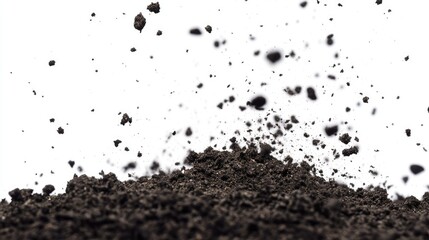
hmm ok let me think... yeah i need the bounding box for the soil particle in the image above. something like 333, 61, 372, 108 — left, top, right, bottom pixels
300, 1, 308, 8
48, 60, 55, 66
363, 96, 369, 103
306, 87, 317, 100
49, 118, 55, 123
266, 51, 282, 64
156, 30, 162, 36
147, 2, 160, 13
42, 184, 55, 196
247, 96, 267, 110
68, 160, 75, 168
342, 146, 359, 156
123, 162, 137, 172
324, 125, 338, 136
404, 56, 409, 61
327, 75, 336, 80
405, 129, 411, 137
410, 164, 424, 175
134, 13, 146, 33
376, 0, 382, 5
339, 133, 351, 144
326, 34, 334, 46
185, 127, 193, 137
57, 127, 64, 134
150, 161, 160, 171
205, 25, 212, 33
113, 139, 122, 147
137, 151, 142, 158
120, 113, 132, 126
291, 115, 299, 124
2, 146, 429, 239
189, 28, 202, 35
130, 47, 136, 52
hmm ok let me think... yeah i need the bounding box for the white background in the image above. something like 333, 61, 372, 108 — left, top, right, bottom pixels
1, 0, 429, 200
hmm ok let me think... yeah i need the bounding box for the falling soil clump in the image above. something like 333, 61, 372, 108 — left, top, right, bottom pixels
147, 2, 160, 14
247, 95, 267, 110
339, 133, 351, 144
189, 28, 202, 35
342, 146, 359, 156
306, 87, 317, 100
410, 164, 424, 175
1, 145, 429, 239
120, 113, 132, 126
134, 13, 146, 32
266, 51, 282, 64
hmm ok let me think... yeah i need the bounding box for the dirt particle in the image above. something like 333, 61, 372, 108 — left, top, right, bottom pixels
68, 160, 75, 168
339, 133, 351, 144
266, 51, 282, 64
190, 28, 202, 35
57, 127, 64, 134
410, 164, 424, 175
327, 75, 336, 80
405, 129, 411, 137
42, 184, 55, 196
150, 161, 160, 171
325, 125, 339, 136
113, 139, 122, 147
137, 151, 142, 158
185, 127, 193, 137
120, 113, 132, 126
147, 2, 160, 13
363, 96, 369, 103
300, 1, 308, 8
247, 96, 267, 110
326, 34, 334, 46
205, 25, 212, 33
404, 56, 409, 61
307, 87, 317, 100
123, 162, 137, 172
48, 60, 56, 66
156, 30, 163, 36
376, 0, 382, 5
134, 13, 146, 33
130, 47, 136, 52
197, 83, 203, 88
342, 146, 359, 156
49, 118, 55, 123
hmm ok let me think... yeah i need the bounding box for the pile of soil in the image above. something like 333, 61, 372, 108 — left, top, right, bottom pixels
1, 144, 429, 239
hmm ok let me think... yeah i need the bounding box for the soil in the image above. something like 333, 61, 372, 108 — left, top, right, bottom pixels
147, 2, 160, 14
134, 13, 146, 33
1, 145, 429, 239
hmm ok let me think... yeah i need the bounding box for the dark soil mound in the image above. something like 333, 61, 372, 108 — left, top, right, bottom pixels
1, 145, 429, 239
